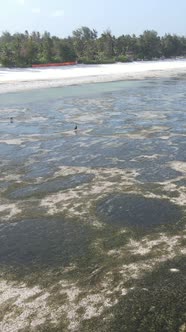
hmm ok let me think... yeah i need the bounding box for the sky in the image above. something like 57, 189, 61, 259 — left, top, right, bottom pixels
1, 0, 186, 37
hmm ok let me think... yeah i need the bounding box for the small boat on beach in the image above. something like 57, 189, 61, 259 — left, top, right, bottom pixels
32, 61, 77, 68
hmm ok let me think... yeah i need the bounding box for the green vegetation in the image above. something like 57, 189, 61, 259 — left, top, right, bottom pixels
0, 27, 186, 67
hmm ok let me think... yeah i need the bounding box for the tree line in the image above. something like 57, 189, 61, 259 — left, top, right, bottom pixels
0, 27, 186, 67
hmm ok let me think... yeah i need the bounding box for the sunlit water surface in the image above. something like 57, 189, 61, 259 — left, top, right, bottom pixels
0, 77, 185, 332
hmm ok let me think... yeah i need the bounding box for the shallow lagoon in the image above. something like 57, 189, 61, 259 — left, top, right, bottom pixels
0, 77, 185, 331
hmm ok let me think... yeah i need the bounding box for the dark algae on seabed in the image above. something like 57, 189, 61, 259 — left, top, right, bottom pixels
0, 76, 185, 331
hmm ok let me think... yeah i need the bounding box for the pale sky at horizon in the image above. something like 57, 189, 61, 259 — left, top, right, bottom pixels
1, 0, 186, 37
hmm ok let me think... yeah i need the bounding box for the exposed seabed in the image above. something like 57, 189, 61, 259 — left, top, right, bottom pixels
0, 72, 185, 332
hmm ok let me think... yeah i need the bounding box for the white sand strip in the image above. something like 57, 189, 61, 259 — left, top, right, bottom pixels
0, 60, 186, 93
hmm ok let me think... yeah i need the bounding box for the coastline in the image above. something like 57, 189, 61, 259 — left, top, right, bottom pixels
0, 60, 186, 94
0, 59, 186, 332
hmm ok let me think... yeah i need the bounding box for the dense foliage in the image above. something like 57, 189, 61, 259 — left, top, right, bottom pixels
0, 27, 186, 67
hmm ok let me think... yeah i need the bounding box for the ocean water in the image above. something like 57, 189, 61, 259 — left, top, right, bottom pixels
0, 77, 185, 331
0, 78, 185, 179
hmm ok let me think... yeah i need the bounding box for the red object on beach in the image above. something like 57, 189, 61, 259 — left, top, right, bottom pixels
32, 62, 77, 68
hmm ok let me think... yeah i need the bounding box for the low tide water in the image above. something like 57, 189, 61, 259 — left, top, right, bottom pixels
0, 77, 185, 332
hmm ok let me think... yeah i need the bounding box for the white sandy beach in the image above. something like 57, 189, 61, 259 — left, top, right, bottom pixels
0, 59, 186, 93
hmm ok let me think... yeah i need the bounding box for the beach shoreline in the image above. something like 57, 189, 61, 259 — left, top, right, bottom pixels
0, 60, 186, 94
